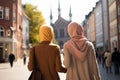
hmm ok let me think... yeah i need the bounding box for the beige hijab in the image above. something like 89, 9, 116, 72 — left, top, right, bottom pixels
64, 22, 89, 62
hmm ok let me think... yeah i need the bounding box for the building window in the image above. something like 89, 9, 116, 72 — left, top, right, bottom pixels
5, 7, 9, 20
118, 5, 120, 16
13, 9, 16, 22
0, 6, 3, 19
0, 26, 4, 37
6, 30, 11, 37
54, 30, 58, 38
60, 29, 64, 38
65, 28, 69, 37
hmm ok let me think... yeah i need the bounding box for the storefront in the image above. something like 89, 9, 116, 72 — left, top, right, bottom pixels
0, 37, 12, 62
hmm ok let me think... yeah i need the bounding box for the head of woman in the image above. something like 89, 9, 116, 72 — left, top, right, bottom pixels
67, 22, 84, 38
39, 24, 54, 43
65, 22, 88, 61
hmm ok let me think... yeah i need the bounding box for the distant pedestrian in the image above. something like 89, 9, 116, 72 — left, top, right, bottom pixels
112, 48, 120, 74
23, 53, 26, 65
104, 50, 112, 73
101, 51, 106, 68
98, 52, 102, 63
8, 52, 15, 67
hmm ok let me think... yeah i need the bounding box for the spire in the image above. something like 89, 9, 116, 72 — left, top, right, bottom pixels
69, 4, 72, 22
58, 0, 61, 18
50, 8, 53, 25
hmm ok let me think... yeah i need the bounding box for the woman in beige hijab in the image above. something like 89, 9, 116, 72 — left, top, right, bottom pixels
104, 50, 112, 73
63, 22, 100, 80
28, 24, 67, 80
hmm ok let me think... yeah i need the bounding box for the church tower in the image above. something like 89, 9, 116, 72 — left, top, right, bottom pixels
50, 8, 53, 26
50, 0, 72, 49
58, 0, 61, 18
69, 4, 72, 22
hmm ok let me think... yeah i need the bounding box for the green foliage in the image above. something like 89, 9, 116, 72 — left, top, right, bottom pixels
24, 4, 58, 45
53, 37, 58, 44
24, 4, 45, 45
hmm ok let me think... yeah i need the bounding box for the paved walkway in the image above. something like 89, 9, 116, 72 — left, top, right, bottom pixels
0, 56, 120, 80
98, 63, 120, 80
0, 58, 30, 80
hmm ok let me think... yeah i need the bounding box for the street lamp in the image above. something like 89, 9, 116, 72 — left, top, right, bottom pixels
5, 48, 8, 59
10, 27, 16, 54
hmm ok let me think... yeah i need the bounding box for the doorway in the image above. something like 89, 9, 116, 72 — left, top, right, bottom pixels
0, 47, 3, 62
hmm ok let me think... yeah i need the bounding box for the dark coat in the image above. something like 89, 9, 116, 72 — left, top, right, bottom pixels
9, 53, 15, 62
112, 51, 120, 63
28, 41, 67, 80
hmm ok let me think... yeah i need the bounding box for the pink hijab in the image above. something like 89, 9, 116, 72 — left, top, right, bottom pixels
64, 22, 89, 62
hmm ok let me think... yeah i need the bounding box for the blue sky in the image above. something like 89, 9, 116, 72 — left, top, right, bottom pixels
22, 0, 99, 24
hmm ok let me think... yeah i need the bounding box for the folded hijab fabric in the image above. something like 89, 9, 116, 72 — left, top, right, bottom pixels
64, 22, 89, 62
39, 24, 54, 43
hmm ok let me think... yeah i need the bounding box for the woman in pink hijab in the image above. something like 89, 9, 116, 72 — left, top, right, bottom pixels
63, 22, 101, 80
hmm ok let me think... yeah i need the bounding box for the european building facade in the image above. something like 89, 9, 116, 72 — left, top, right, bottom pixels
0, 0, 29, 62
83, 0, 120, 54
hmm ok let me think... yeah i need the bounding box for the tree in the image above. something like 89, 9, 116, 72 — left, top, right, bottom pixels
24, 4, 58, 46
24, 4, 45, 45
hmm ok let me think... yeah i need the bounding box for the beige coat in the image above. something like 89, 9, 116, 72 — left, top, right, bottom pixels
63, 42, 101, 80
104, 52, 112, 67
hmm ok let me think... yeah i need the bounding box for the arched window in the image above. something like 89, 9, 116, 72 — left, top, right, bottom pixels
60, 29, 64, 38
0, 26, 4, 37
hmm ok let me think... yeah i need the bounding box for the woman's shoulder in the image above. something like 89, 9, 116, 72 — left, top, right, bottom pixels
50, 43, 60, 49
87, 41, 94, 48
86, 41, 96, 53
63, 40, 70, 47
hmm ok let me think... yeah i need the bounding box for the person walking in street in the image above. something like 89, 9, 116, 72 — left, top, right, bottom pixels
96, 50, 102, 64
8, 52, 15, 68
112, 48, 120, 75
23, 53, 26, 65
104, 50, 112, 73
28, 24, 67, 80
101, 51, 106, 68
63, 22, 101, 80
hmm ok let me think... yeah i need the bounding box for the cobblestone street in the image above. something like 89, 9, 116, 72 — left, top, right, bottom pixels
98, 63, 120, 80
0, 56, 120, 80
